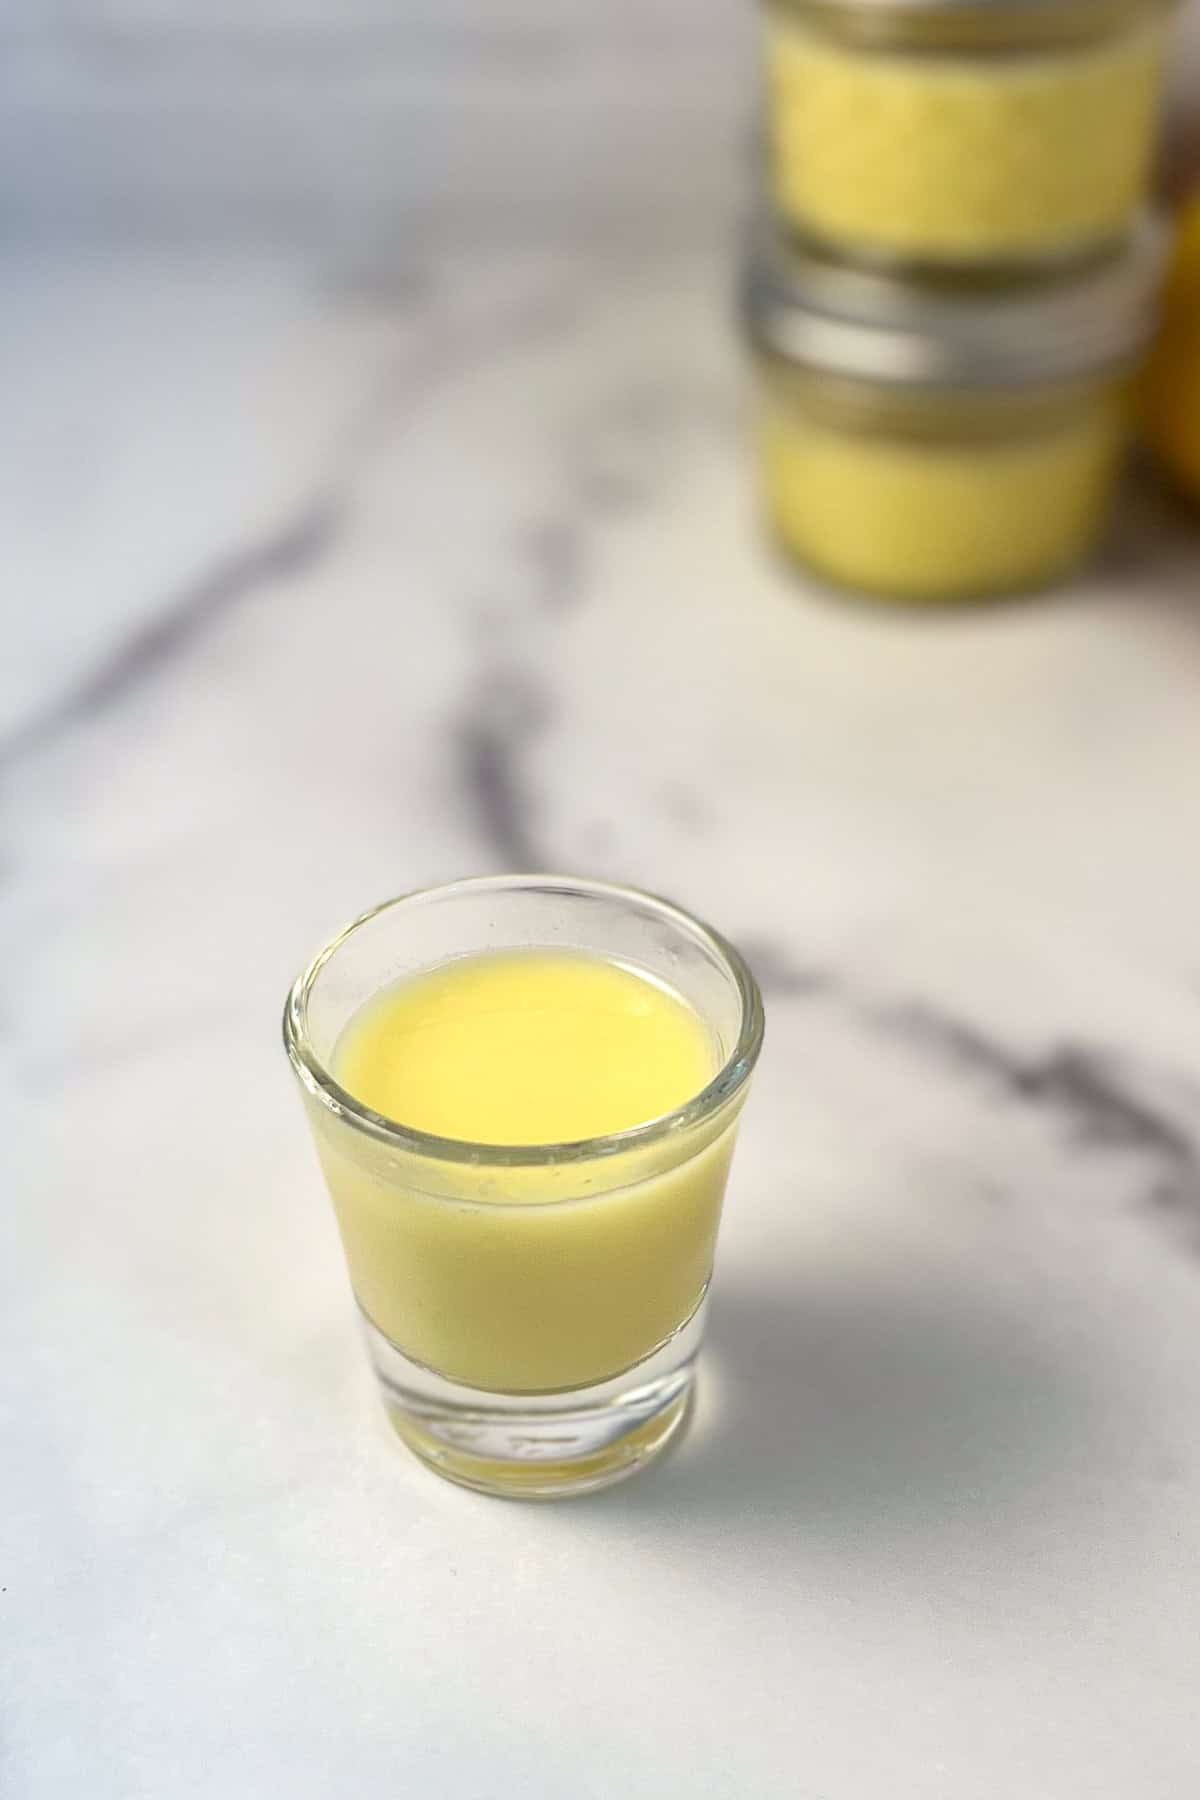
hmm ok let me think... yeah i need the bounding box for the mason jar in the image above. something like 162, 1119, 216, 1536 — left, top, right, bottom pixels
765, 0, 1172, 271
744, 219, 1165, 601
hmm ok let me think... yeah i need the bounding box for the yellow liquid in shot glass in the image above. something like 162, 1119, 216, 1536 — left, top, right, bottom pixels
336, 950, 715, 1146
318, 949, 736, 1393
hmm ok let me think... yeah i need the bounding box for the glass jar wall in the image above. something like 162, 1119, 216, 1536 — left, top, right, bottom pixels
765, 0, 1171, 270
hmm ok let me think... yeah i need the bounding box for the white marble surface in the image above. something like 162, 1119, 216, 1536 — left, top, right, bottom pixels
5, 246, 1200, 1798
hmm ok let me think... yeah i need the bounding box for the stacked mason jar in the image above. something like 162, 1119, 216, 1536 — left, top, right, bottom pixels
745, 0, 1174, 600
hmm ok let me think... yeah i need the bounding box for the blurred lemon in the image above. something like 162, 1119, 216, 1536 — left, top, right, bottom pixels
1143, 195, 1200, 502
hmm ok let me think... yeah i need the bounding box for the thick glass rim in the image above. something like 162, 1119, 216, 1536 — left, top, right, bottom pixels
283, 874, 764, 1168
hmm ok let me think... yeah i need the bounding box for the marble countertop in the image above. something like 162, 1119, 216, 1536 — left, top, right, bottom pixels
5, 246, 1200, 1798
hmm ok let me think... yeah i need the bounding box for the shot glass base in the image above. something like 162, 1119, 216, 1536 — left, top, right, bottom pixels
362, 1304, 704, 1500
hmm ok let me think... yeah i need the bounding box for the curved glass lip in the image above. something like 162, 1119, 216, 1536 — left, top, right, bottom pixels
283, 874, 765, 1168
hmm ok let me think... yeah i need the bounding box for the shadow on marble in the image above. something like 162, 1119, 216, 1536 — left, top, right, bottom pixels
1095, 468, 1200, 611
571, 1271, 1100, 1543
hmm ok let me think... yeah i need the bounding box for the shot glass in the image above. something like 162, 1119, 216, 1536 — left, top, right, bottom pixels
283, 875, 763, 1499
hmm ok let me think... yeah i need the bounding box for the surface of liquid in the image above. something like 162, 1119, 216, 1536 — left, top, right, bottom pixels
334, 948, 716, 1147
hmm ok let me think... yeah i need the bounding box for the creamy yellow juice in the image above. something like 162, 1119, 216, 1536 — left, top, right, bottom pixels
313, 950, 738, 1393
760, 389, 1126, 599
768, 15, 1166, 266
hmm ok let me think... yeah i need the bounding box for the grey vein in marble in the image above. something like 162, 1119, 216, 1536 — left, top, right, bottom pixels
0, 278, 577, 780
0, 495, 345, 775
440, 359, 733, 872
879, 1002, 1200, 1244
450, 664, 551, 870
514, 517, 587, 614
731, 936, 1200, 1248
343, 286, 575, 466
734, 934, 835, 998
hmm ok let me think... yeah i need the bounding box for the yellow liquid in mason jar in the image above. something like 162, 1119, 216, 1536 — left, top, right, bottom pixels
768, 17, 1166, 263
316, 950, 736, 1392
761, 394, 1125, 600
